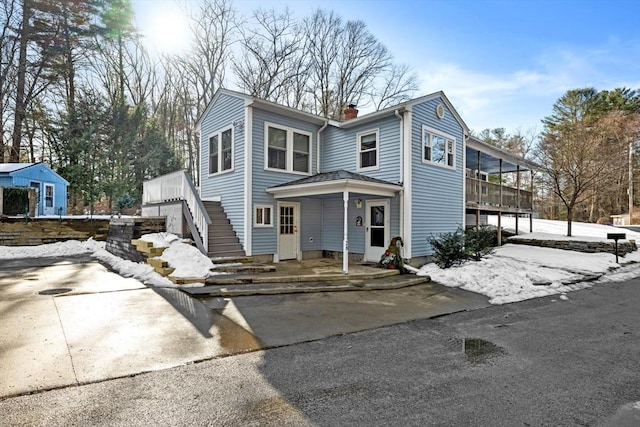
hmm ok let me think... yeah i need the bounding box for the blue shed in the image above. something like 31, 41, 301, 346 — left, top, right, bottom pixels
0, 163, 69, 216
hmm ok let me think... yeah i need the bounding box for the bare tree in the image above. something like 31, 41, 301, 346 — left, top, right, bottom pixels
370, 64, 418, 110
233, 8, 307, 104
0, 0, 19, 161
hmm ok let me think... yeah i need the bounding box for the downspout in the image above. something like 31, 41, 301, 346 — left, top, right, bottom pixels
317, 120, 329, 174
394, 110, 404, 257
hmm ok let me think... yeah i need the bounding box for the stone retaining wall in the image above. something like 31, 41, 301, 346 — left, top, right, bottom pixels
105, 217, 165, 262
0, 217, 109, 246
508, 237, 637, 255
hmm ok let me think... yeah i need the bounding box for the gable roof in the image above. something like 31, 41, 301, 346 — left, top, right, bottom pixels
0, 162, 69, 185
0, 163, 33, 173
196, 89, 470, 134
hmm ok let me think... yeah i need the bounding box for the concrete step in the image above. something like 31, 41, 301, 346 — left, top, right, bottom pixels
187, 275, 431, 297
210, 256, 254, 264
211, 264, 277, 274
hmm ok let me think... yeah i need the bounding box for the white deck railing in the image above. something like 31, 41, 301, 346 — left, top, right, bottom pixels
143, 170, 211, 250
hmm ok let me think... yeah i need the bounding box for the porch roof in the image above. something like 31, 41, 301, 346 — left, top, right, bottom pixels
266, 170, 403, 199
466, 136, 539, 174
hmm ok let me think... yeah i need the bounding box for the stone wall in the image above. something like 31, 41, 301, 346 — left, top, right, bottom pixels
0, 217, 109, 245
508, 237, 637, 256
105, 217, 165, 262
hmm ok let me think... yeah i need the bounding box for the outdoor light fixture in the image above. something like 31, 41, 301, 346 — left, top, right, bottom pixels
356, 199, 362, 209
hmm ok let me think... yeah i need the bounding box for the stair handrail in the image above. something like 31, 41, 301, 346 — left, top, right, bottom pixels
143, 170, 211, 251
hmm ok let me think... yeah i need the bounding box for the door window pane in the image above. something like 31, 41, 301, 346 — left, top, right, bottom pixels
280, 206, 294, 234
371, 228, 385, 247
45, 185, 53, 208
371, 206, 385, 226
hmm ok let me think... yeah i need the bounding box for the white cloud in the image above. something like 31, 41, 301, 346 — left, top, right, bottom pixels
416, 41, 640, 133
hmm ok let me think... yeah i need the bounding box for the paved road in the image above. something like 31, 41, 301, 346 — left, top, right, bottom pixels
1, 272, 638, 426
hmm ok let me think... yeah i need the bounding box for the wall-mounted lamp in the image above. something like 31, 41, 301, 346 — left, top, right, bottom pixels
355, 199, 362, 209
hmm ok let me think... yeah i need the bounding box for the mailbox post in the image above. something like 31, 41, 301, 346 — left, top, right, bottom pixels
607, 233, 626, 263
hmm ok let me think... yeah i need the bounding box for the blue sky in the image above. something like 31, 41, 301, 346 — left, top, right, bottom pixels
133, 0, 640, 134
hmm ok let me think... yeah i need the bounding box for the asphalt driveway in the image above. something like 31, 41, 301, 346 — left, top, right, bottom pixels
0, 256, 489, 399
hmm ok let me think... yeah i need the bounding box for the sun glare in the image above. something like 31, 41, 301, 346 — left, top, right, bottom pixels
142, 6, 191, 55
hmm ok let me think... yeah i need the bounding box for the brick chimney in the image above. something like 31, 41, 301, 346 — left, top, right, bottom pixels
344, 104, 358, 120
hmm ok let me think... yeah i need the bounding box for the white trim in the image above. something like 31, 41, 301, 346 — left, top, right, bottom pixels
43, 182, 55, 215
244, 104, 253, 255
266, 178, 402, 199
403, 109, 412, 259
421, 124, 456, 170
207, 125, 235, 176
254, 204, 273, 227
365, 199, 391, 262
343, 190, 349, 274
264, 121, 313, 175
276, 201, 301, 261
462, 134, 467, 229
356, 128, 380, 172
317, 120, 329, 173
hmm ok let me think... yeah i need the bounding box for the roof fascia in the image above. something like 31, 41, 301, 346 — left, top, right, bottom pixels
266, 178, 402, 199
406, 91, 470, 134
467, 136, 539, 171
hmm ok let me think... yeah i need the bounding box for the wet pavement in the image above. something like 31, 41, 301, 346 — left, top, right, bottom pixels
0, 256, 489, 399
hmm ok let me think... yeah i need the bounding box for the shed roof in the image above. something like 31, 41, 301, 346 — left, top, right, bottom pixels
0, 163, 33, 173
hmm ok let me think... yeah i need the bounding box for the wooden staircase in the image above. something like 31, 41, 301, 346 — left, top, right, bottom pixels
202, 201, 245, 258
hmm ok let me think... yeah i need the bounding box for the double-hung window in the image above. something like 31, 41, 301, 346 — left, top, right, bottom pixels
254, 205, 273, 227
209, 127, 233, 175
265, 123, 311, 174
423, 126, 455, 168
358, 130, 379, 170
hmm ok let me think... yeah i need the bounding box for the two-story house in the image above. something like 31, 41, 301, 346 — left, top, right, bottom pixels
142, 88, 535, 272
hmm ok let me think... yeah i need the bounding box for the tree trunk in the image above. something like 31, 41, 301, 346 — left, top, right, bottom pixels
566, 206, 573, 237
9, 0, 30, 162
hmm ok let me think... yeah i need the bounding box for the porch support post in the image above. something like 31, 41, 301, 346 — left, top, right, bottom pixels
343, 189, 349, 275
476, 150, 481, 229
515, 165, 520, 235
530, 170, 534, 232
498, 159, 503, 245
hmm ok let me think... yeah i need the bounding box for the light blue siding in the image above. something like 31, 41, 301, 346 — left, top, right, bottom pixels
322, 116, 402, 184
1, 164, 68, 215
199, 93, 247, 247
410, 97, 465, 256
321, 195, 400, 254
251, 108, 321, 255
300, 198, 323, 251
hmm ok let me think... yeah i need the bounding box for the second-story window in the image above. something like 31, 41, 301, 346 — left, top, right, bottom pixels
358, 130, 379, 170
209, 127, 233, 175
265, 123, 311, 174
423, 126, 455, 169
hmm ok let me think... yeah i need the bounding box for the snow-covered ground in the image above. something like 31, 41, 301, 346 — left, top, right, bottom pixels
0, 233, 216, 288
411, 217, 640, 304
1, 219, 639, 303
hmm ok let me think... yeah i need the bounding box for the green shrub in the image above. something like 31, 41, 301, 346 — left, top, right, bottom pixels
427, 229, 467, 268
465, 225, 496, 261
427, 226, 497, 268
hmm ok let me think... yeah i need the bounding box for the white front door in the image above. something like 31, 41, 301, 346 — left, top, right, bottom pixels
43, 183, 55, 215
365, 199, 390, 262
278, 202, 299, 260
